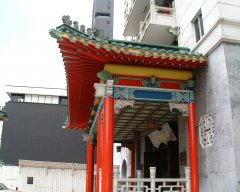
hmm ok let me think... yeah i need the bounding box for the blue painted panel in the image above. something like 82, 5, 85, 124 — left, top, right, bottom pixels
134, 90, 174, 101
113, 87, 194, 103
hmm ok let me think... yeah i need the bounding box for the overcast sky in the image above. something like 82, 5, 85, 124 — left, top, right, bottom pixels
0, 0, 124, 107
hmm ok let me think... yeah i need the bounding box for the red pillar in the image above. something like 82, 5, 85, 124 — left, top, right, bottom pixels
188, 102, 199, 192
131, 143, 135, 178
86, 139, 94, 192
96, 112, 102, 192
102, 97, 114, 192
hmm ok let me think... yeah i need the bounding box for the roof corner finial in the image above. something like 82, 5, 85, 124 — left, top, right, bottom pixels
62, 15, 72, 26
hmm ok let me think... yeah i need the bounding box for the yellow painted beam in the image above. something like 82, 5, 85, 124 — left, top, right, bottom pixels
104, 64, 193, 80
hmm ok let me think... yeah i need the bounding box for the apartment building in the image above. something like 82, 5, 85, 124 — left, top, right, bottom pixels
123, 1, 240, 191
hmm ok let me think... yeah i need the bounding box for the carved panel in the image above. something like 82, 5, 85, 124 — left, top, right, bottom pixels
106, 80, 114, 97
199, 114, 214, 148
169, 102, 189, 116
114, 99, 135, 114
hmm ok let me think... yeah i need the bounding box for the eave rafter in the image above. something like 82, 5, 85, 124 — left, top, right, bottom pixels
49, 23, 208, 131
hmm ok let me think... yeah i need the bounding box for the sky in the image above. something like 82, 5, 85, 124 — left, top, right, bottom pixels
0, 0, 124, 107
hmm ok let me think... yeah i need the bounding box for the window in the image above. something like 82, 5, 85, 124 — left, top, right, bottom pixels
107, 20, 110, 24
10, 93, 25, 102
59, 96, 68, 105
27, 177, 33, 184
194, 13, 204, 42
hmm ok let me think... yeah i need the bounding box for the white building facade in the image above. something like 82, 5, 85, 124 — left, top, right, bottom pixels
0, 160, 88, 192
123, 1, 240, 192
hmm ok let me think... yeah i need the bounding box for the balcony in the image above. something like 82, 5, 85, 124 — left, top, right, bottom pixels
123, 0, 150, 37
136, 5, 176, 44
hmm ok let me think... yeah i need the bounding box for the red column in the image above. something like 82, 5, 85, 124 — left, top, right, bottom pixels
102, 98, 114, 192
188, 102, 199, 192
96, 111, 102, 192
131, 143, 135, 178
86, 139, 94, 192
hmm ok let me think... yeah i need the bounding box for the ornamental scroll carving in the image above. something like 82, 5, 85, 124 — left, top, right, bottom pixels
199, 114, 214, 148
169, 102, 189, 117
114, 99, 135, 114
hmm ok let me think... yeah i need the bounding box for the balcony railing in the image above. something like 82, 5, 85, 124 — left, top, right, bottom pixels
124, 0, 137, 27
113, 167, 190, 192
136, 5, 175, 42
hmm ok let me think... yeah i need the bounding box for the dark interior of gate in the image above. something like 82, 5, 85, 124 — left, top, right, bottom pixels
114, 101, 180, 178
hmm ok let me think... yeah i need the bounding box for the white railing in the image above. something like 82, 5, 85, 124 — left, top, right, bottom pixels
136, 11, 151, 41
136, 3, 175, 42
124, 0, 137, 27
114, 167, 190, 192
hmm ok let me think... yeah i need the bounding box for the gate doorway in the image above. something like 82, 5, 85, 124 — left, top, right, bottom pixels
144, 121, 179, 178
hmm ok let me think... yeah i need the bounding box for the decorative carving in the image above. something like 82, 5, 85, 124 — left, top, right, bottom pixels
97, 71, 112, 82
106, 80, 114, 97
94, 83, 194, 102
169, 102, 189, 116
114, 87, 135, 99
94, 83, 105, 97
73, 21, 79, 30
49, 29, 63, 40
92, 27, 104, 39
87, 28, 92, 35
187, 80, 195, 90
80, 25, 86, 33
97, 71, 119, 84
62, 15, 72, 26
172, 92, 194, 103
61, 16, 105, 39
180, 82, 187, 90
199, 114, 214, 148
114, 99, 135, 114
142, 75, 161, 88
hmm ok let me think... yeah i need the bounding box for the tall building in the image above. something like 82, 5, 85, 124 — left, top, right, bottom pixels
0, 86, 87, 165
123, 0, 240, 191
92, 0, 114, 39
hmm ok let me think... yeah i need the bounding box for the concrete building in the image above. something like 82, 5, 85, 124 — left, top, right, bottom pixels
123, 0, 240, 192
92, 0, 114, 39
0, 85, 87, 165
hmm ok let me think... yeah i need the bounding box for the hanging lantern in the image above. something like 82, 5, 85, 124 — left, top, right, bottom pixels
146, 118, 157, 130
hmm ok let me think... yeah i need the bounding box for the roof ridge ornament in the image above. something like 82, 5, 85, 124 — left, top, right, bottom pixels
62, 15, 72, 26
61, 15, 105, 39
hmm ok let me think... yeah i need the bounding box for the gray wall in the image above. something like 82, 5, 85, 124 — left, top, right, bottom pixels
0, 102, 87, 165
194, 42, 240, 192
92, 0, 114, 39
224, 43, 240, 192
